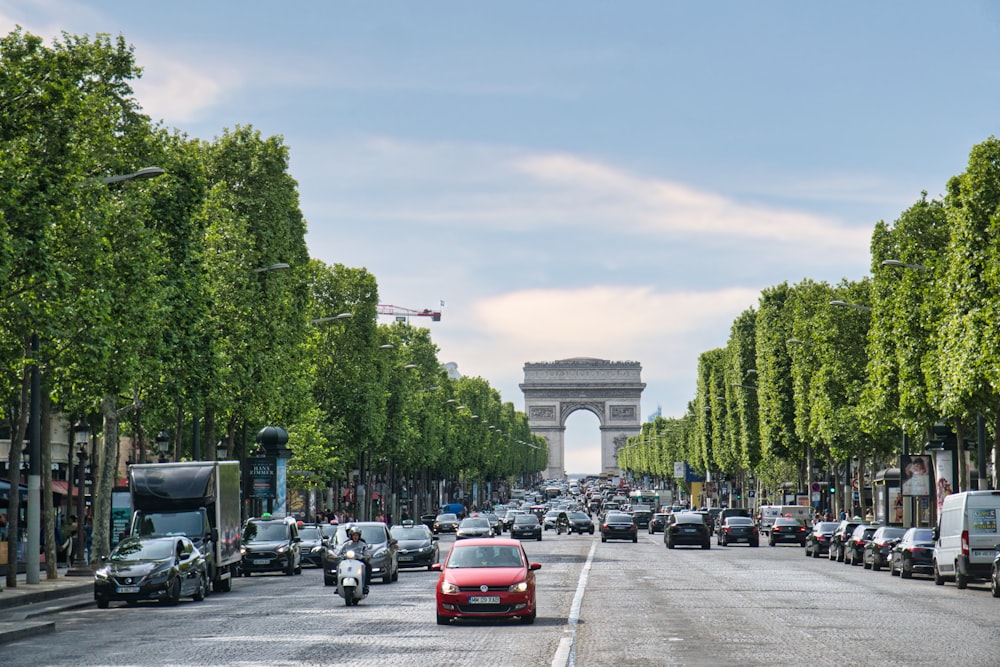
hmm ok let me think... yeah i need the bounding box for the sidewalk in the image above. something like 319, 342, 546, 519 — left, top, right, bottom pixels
0, 565, 94, 645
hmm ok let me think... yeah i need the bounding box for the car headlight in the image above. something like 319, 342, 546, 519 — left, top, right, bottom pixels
441, 581, 459, 595
508, 581, 528, 593
146, 567, 171, 584
373, 547, 388, 559
277, 545, 288, 554
419, 545, 433, 554
95, 567, 110, 580
240, 547, 247, 555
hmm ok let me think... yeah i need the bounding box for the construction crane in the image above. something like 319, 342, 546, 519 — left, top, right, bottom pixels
377, 304, 442, 322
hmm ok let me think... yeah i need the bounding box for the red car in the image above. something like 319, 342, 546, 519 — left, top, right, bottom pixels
432, 538, 540, 625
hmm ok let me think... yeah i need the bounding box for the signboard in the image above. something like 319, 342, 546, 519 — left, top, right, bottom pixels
111, 490, 131, 546
674, 462, 685, 478
247, 457, 276, 499
810, 482, 821, 493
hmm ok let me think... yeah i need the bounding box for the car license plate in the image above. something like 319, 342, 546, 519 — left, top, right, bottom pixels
399, 556, 413, 562
683, 527, 696, 532
253, 558, 270, 565
972, 550, 994, 558
116, 586, 140, 594
469, 596, 500, 604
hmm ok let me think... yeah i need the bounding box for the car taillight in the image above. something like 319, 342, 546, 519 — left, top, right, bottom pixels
961, 530, 969, 556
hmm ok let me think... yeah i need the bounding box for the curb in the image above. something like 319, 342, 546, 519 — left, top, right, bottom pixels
0, 620, 56, 644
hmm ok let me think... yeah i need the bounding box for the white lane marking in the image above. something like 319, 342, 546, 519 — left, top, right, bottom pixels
552, 540, 597, 667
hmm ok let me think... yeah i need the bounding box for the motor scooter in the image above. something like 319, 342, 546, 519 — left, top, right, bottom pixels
336, 546, 369, 606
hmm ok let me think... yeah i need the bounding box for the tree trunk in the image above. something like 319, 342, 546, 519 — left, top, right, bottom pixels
92, 394, 121, 567
42, 393, 58, 579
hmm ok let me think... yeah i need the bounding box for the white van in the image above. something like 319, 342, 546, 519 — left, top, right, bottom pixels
933, 490, 1000, 588
759, 505, 812, 535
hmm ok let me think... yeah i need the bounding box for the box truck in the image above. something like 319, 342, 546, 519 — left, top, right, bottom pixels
129, 461, 242, 593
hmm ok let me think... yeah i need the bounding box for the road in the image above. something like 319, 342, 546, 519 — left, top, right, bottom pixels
3, 528, 1000, 666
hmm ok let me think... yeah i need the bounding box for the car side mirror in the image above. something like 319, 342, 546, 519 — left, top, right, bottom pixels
210, 528, 219, 542
431, 563, 442, 571
293, 536, 301, 543
529, 562, 542, 571
432, 535, 439, 541
932, 527, 939, 541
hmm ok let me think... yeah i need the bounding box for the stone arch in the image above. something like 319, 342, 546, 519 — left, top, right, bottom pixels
520, 358, 645, 479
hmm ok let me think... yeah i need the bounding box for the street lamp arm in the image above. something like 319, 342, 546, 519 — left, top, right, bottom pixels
880, 259, 928, 271
829, 300, 872, 311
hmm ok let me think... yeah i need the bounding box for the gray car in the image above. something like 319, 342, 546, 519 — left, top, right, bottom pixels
321, 522, 398, 586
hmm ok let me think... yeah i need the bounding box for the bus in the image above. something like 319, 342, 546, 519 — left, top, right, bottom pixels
629, 490, 659, 508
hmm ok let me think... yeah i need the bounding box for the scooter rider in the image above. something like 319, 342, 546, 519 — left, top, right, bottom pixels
339, 526, 371, 594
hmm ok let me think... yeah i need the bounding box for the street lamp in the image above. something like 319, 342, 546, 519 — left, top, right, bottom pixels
829, 300, 872, 311
99, 166, 165, 185
310, 312, 353, 324
156, 430, 171, 463
880, 259, 928, 271
253, 263, 291, 273
216, 441, 228, 461
67, 420, 91, 576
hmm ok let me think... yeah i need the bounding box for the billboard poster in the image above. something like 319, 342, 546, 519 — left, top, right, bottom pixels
934, 450, 954, 514
248, 457, 276, 499
900, 454, 932, 497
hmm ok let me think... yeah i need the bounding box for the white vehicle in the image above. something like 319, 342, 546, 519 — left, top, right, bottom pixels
933, 490, 1000, 588
758, 505, 811, 535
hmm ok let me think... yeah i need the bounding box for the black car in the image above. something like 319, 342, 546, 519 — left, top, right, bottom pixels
829, 520, 862, 562
241, 517, 302, 576
863, 526, 907, 570
419, 514, 438, 530
482, 512, 503, 536
432, 513, 460, 534
665, 512, 710, 550
94, 536, 208, 608
601, 512, 638, 543
843, 524, 878, 566
631, 508, 653, 529
390, 521, 439, 570
509, 513, 542, 541
768, 517, 807, 547
567, 511, 595, 535
321, 522, 399, 586
648, 512, 670, 534
502, 509, 525, 532
889, 527, 935, 579
717, 516, 759, 547
805, 521, 840, 558
297, 524, 325, 567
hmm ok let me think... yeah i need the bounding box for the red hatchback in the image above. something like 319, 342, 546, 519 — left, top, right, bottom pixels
432, 538, 540, 625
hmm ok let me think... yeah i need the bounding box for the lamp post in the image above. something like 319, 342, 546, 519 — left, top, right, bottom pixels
156, 430, 170, 463
67, 420, 91, 576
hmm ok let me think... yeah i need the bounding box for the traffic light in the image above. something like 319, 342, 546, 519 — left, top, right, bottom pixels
829, 481, 836, 494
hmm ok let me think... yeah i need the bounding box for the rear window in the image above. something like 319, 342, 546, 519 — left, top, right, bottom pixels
727, 517, 753, 526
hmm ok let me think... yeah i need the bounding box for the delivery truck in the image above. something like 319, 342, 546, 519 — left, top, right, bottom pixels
129, 461, 242, 593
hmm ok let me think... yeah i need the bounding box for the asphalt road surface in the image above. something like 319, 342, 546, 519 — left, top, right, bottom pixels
2, 528, 999, 666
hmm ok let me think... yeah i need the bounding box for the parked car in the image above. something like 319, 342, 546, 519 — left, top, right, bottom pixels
889, 527, 935, 579
321, 522, 398, 586
805, 521, 839, 558
601, 512, 638, 543
648, 512, 670, 534
457, 516, 495, 540
432, 538, 540, 625
664, 512, 711, 550
509, 513, 542, 541
241, 516, 302, 576
566, 511, 595, 535
717, 516, 759, 547
390, 521, 439, 570
843, 524, 879, 566
432, 513, 460, 534
863, 526, 907, 570
829, 519, 862, 562
94, 536, 208, 608
768, 517, 807, 547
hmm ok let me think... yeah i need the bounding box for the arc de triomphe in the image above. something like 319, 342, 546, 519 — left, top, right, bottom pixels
520, 358, 645, 479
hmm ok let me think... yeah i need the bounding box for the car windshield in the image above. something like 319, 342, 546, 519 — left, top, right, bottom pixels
447, 545, 524, 568
390, 525, 431, 540
461, 518, 491, 529
133, 511, 203, 539
513, 515, 538, 525
436, 514, 458, 522
727, 517, 753, 526
335, 525, 388, 545
245, 522, 290, 542
568, 512, 589, 520
111, 539, 175, 561
299, 527, 322, 540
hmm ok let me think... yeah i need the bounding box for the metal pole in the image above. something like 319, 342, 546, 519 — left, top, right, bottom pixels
66, 447, 90, 576
26, 334, 41, 584
977, 414, 988, 490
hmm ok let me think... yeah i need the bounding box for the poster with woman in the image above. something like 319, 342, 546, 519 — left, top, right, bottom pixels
934, 450, 954, 514
900, 454, 931, 496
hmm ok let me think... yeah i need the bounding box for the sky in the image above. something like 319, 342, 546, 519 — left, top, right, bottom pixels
5, 2, 1000, 474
